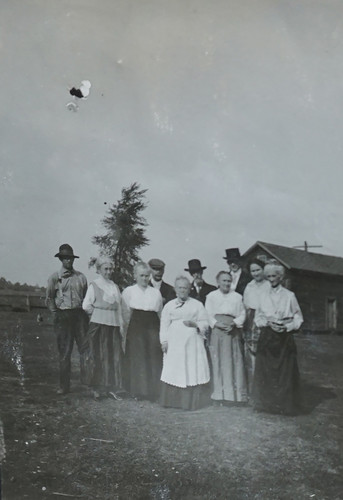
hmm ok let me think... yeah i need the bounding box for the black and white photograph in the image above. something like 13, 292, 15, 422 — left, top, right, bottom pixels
0, 1, 342, 499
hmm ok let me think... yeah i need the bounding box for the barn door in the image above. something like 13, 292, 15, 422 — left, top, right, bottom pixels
326, 298, 337, 330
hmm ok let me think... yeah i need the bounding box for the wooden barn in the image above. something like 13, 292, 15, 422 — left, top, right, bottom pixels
243, 241, 343, 334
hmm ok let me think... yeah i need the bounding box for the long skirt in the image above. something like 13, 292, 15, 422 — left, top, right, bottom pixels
243, 310, 261, 394
124, 310, 162, 401
209, 315, 247, 402
160, 382, 210, 411
252, 327, 301, 415
88, 323, 123, 391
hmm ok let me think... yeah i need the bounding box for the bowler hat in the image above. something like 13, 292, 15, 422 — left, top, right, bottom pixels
55, 244, 79, 259
148, 258, 165, 270
223, 248, 241, 262
184, 259, 207, 273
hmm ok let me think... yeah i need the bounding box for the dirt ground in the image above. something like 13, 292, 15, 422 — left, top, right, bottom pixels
0, 310, 342, 500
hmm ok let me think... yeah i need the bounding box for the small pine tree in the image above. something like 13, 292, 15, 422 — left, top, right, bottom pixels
91, 182, 149, 289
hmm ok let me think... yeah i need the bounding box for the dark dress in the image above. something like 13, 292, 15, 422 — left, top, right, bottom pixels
124, 310, 162, 400
252, 327, 301, 415
160, 382, 210, 411
88, 323, 123, 391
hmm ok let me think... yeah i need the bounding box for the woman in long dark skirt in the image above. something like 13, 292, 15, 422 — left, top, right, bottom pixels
82, 256, 124, 400
122, 262, 163, 401
252, 262, 303, 415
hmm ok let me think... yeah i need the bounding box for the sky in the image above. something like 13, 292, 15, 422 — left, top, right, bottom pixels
1, 0, 343, 286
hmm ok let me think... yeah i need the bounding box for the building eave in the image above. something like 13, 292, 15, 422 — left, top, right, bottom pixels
243, 241, 291, 270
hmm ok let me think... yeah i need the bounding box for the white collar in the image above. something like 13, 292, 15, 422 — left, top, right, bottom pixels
253, 279, 267, 286
193, 280, 203, 288
151, 278, 162, 289
231, 268, 241, 275
175, 297, 189, 307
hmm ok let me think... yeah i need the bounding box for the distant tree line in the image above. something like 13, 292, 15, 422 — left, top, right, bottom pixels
0, 277, 45, 293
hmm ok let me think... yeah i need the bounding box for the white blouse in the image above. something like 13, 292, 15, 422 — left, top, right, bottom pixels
82, 276, 123, 328
255, 285, 303, 332
159, 297, 209, 344
205, 289, 246, 329
122, 284, 163, 313
243, 279, 271, 310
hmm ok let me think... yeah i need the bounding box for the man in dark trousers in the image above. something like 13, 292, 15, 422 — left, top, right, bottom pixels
184, 259, 216, 305
223, 248, 251, 296
46, 244, 89, 395
148, 258, 176, 305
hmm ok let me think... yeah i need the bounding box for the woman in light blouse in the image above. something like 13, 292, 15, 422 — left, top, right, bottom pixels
205, 271, 247, 405
82, 256, 124, 400
252, 262, 303, 415
122, 262, 163, 401
159, 275, 210, 411
243, 258, 270, 392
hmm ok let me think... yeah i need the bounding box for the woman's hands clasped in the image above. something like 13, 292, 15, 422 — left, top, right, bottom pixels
268, 320, 286, 333
215, 321, 233, 334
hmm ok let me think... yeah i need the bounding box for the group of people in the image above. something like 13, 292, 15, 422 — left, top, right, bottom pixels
46, 244, 304, 415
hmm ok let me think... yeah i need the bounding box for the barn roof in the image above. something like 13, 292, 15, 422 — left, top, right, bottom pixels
243, 241, 343, 277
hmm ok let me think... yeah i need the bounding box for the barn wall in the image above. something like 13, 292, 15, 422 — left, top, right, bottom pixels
291, 271, 343, 333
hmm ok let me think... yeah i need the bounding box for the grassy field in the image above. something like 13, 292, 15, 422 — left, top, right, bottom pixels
0, 310, 342, 499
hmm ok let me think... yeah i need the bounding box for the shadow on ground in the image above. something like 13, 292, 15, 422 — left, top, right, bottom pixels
300, 381, 337, 415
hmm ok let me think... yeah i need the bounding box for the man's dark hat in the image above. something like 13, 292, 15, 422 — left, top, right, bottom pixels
55, 244, 79, 259
184, 259, 207, 273
223, 248, 241, 261
148, 258, 165, 270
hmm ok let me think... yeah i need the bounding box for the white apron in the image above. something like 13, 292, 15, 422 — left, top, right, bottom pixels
161, 319, 210, 388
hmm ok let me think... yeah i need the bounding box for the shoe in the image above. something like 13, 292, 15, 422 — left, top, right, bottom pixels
108, 391, 122, 401
56, 388, 69, 395
212, 400, 223, 407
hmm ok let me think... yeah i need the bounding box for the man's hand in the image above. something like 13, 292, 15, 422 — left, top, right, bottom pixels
161, 341, 168, 353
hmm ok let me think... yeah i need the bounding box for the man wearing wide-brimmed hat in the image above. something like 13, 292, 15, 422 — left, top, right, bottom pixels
184, 259, 216, 305
223, 248, 251, 296
148, 258, 176, 305
46, 244, 89, 395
